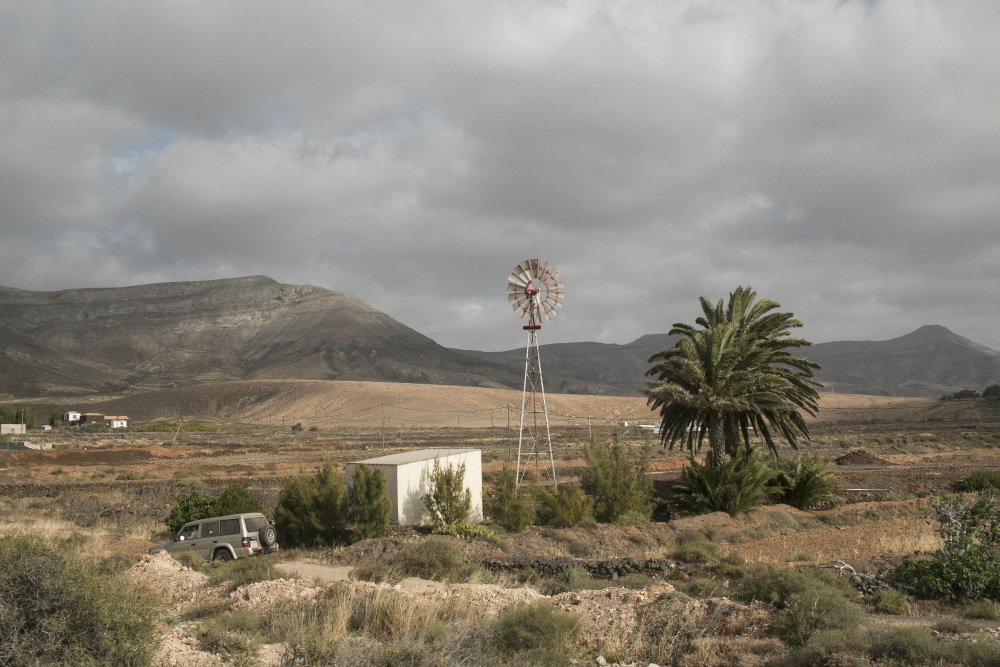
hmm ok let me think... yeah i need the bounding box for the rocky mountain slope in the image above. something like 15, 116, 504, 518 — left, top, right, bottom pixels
0, 276, 614, 398
460, 326, 1000, 398
2, 276, 996, 399
803, 325, 1000, 397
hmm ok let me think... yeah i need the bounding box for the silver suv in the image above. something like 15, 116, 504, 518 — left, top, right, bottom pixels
150, 512, 278, 562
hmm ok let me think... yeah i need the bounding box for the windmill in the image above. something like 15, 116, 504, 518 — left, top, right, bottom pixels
507, 259, 564, 488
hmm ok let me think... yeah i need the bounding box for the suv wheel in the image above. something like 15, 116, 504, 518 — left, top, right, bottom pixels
260, 525, 277, 547
213, 549, 233, 563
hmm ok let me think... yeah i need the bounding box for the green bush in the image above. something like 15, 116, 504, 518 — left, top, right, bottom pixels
866, 626, 937, 664
672, 446, 777, 516
389, 538, 467, 582
0, 405, 36, 428
274, 463, 346, 547
579, 436, 654, 522
484, 466, 535, 532
0, 532, 158, 666
897, 492, 1000, 600
345, 464, 391, 541
487, 601, 580, 665
984, 384, 1000, 399
422, 459, 471, 528
768, 454, 840, 509
165, 489, 216, 533
866, 589, 908, 615
671, 531, 719, 563
733, 565, 863, 646
535, 484, 594, 528
210, 482, 262, 517
958, 470, 1000, 492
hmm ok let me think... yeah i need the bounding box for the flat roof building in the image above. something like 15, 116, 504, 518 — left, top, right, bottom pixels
346, 448, 482, 526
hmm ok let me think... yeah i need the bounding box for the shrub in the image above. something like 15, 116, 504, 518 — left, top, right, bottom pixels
344, 464, 391, 541
672, 446, 777, 516
671, 531, 719, 563
984, 384, 1000, 399
535, 484, 594, 528
197, 609, 263, 659
291, 422, 303, 432
138, 420, 217, 432
579, 435, 654, 522
866, 626, 937, 664
0, 532, 158, 666
896, 492, 1000, 600
733, 565, 863, 646
210, 482, 262, 517
207, 556, 282, 590
165, 489, 216, 533
274, 463, 346, 547
422, 459, 471, 528
866, 589, 908, 615
484, 466, 535, 532
965, 599, 1000, 620
958, 470, 1000, 492
768, 454, 840, 509
487, 601, 580, 665
386, 538, 463, 580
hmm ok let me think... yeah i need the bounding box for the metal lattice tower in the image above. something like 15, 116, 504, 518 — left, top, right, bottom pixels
507, 259, 564, 488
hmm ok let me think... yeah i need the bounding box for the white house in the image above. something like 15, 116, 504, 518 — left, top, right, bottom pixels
1, 424, 26, 435
346, 448, 483, 526
63, 411, 81, 423
105, 416, 130, 429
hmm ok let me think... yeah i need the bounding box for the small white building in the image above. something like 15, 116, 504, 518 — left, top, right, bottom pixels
63, 411, 81, 423
106, 415, 129, 429
346, 448, 483, 526
1, 424, 26, 435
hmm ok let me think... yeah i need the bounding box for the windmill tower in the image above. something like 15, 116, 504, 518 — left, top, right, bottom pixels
507, 259, 564, 488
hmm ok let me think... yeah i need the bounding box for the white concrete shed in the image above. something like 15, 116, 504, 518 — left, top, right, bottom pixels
346, 448, 482, 526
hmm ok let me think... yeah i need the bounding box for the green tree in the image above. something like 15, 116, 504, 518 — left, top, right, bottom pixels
897, 492, 1000, 600
484, 466, 535, 532
344, 464, 391, 541
578, 436, 654, 522
982, 384, 1000, 399
209, 482, 262, 517
274, 463, 346, 547
422, 459, 472, 528
165, 490, 216, 533
644, 286, 820, 461
0, 405, 36, 429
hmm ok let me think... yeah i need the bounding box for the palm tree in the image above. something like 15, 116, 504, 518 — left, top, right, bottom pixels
644, 287, 821, 461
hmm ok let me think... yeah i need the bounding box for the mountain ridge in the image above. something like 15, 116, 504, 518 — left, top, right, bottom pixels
2, 276, 997, 399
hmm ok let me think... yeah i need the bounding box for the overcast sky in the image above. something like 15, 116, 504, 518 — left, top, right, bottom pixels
2, 1, 998, 352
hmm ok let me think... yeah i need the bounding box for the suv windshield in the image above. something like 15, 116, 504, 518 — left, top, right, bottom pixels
244, 516, 268, 533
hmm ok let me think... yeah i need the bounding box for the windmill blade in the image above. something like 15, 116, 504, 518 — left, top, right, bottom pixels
518, 300, 533, 318
529, 259, 540, 277
539, 264, 555, 284
550, 281, 563, 289
508, 272, 528, 287
519, 260, 531, 275
507, 283, 522, 293
508, 293, 521, 302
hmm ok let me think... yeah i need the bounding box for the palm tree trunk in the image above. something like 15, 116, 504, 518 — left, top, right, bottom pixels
708, 412, 728, 464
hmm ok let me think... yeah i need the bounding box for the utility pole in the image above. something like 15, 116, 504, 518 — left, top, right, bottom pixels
381, 401, 385, 450
588, 414, 592, 440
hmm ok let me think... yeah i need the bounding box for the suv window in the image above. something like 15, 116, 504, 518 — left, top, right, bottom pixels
244, 516, 268, 533
179, 524, 199, 541
200, 521, 220, 538
220, 518, 240, 535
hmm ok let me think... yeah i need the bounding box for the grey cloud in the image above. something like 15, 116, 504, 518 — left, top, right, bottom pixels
1, 0, 998, 354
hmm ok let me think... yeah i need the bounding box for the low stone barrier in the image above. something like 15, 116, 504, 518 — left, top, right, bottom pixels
482, 555, 679, 580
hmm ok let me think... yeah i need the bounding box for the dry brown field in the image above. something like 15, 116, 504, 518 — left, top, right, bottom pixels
4, 383, 1000, 665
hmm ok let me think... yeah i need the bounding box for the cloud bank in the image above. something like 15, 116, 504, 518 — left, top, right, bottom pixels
2, 1, 997, 351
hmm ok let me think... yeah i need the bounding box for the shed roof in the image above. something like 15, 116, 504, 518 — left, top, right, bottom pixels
350, 448, 478, 466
